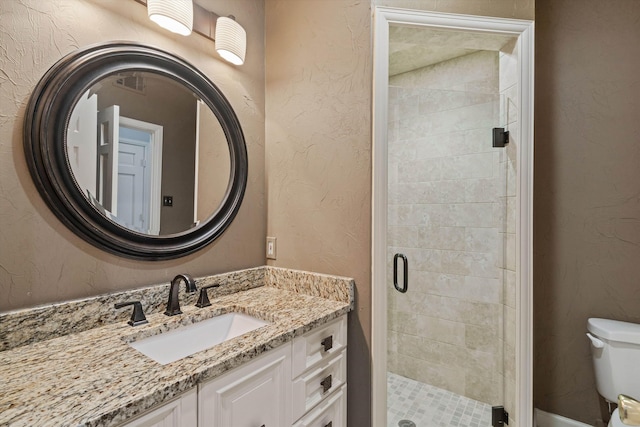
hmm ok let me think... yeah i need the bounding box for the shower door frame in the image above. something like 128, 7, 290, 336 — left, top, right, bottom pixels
371, 7, 534, 427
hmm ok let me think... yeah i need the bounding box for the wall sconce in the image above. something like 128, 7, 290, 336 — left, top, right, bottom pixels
215, 16, 246, 65
135, 0, 247, 66
147, 0, 193, 36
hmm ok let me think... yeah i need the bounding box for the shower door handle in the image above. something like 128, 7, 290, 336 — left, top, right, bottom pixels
393, 253, 408, 293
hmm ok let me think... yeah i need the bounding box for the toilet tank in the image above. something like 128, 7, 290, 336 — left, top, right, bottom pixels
587, 318, 640, 402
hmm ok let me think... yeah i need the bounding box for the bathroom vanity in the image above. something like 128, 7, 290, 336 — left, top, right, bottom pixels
6, 41, 354, 426
123, 315, 347, 427
0, 267, 353, 427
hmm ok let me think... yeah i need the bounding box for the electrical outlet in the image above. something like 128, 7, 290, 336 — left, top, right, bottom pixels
266, 237, 277, 260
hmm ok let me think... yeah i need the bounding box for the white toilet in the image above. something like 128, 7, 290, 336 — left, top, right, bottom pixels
587, 318, 640, 427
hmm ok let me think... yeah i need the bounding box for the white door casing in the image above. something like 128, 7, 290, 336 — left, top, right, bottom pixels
371, 8, 534, 427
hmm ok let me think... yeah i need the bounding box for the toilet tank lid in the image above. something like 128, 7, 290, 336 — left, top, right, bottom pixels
588, 318, 640, 344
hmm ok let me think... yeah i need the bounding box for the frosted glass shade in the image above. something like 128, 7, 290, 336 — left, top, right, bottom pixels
147, 0, 193, 36
215, 17, 246, 65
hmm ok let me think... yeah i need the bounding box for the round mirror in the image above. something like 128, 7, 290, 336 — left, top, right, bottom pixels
67, 71, 231, 236
24, 42, 248, 260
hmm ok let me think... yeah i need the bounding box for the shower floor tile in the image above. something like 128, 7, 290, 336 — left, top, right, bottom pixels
387, 372, 492, 427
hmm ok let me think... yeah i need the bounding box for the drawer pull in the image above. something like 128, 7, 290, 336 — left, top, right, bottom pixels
321, 335, 333, 352
324, 422, 333, 427
321, 374, 333, 393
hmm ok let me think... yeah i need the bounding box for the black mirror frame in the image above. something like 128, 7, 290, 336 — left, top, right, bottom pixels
23, 42, 248, 260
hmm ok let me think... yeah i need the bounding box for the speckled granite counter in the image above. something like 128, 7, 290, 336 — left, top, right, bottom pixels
0, 267, 354, 427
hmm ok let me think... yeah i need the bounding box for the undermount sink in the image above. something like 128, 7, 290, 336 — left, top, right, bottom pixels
129, 312, 270, 365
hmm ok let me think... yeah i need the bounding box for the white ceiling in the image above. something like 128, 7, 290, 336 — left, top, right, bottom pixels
389, 25, 517, 76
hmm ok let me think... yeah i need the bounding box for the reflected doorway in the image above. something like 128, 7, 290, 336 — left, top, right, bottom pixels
116, 119, 163, 234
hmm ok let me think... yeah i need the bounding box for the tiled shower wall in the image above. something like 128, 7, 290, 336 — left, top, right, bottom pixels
387, 49, 518, 408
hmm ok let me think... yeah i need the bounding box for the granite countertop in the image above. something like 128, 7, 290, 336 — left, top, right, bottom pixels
0, 267, 354, 427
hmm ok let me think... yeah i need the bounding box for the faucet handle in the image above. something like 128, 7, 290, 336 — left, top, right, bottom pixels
195, 284, 221, 308
114, 301, 148, 327
619, 394, 640, 426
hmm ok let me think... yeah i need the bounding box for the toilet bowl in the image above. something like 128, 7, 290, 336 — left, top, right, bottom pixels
609, 409, 625, 427
587, 318, 640, 427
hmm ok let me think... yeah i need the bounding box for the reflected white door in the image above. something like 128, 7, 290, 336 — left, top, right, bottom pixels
117, 137, 150, 233
116, 121, 163, 235
96, 108, 163, 234
97, 105, 120, 213
67, 90, 98, 197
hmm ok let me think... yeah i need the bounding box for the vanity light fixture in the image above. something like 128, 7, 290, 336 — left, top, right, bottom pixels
136, 0, 246, 66
215, 16, 246, 66
147, 0, 193, 36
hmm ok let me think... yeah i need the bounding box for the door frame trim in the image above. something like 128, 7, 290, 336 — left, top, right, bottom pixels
371, 7, 534, 427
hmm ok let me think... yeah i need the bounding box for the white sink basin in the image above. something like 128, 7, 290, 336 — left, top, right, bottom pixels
129, 312, 270, 365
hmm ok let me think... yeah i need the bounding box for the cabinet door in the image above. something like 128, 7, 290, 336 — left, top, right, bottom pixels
199, 343, 291, 427
120, 388, 197, 427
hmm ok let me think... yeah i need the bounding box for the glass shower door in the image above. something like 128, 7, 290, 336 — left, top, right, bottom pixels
386, 67, 512, 427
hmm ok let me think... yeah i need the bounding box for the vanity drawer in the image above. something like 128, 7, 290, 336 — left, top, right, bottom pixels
292, 385, 346, 427
292, 315, 347, 377
292, 349, 346, 422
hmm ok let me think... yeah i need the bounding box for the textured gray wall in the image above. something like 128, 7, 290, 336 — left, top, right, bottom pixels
265, 2, 374, 424
0, 0, 266, 311
264, 1, 534, 425
534, 0, 640, 423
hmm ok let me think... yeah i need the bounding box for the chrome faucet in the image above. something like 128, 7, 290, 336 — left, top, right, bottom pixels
164, 274, 197, 316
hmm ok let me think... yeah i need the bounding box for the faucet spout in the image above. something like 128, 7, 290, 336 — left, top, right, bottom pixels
165, 274, 197, 316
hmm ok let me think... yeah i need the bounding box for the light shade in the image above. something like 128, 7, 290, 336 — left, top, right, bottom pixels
147, 0, 193, 36
215, 16, 246, 65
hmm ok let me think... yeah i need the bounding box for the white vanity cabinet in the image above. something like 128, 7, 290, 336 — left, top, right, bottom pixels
120, 388, 197, 427
198, 343, 292, 427
198, 315, 347, 427
120, 315, 347, 427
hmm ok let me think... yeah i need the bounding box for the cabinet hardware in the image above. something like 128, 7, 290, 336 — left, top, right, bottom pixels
321, 335, 333, 352
321, 374, 333, 393
324, 422, 333, 427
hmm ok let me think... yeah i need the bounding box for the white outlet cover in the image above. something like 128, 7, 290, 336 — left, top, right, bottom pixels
266, 236, 277, 259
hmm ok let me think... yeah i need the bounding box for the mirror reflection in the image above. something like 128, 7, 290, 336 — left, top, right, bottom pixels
67, 71, 231, 236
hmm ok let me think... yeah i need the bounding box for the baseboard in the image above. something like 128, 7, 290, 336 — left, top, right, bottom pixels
535, 408, 592, 427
